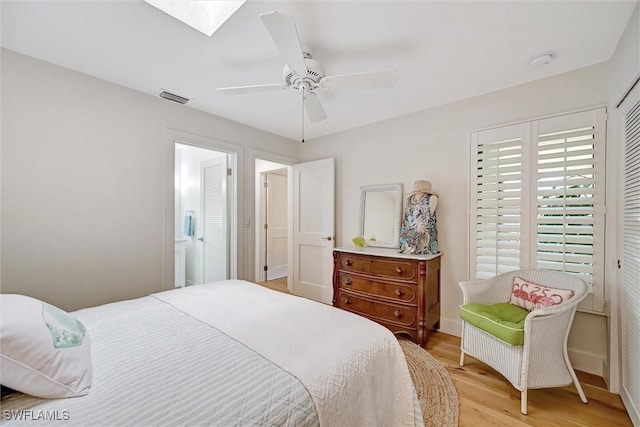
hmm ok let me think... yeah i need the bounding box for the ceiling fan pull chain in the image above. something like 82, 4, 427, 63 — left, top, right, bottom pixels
301, 88, 305, 143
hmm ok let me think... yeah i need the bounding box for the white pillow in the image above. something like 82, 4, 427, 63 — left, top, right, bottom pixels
0, 294, 92, 398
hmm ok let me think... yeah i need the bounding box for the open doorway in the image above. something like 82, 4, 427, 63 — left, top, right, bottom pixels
175, 143, 234, 287
255, 159, 291, 293
253, 157, 335, 301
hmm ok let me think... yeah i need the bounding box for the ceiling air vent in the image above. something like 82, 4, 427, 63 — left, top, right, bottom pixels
159, 91, 189, 104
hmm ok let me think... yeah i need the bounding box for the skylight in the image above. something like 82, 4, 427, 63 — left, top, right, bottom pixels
145, 1, 246, 37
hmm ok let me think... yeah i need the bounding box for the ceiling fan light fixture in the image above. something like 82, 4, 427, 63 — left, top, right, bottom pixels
282, 57, 325, 87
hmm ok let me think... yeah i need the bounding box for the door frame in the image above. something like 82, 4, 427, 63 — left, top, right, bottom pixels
163, 128, 242, 290
259, 171, 269, 282
247, 148, 296, 290
258, 167, 289, 282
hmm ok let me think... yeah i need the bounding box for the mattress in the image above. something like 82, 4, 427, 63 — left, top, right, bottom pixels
1, 280, 423, 426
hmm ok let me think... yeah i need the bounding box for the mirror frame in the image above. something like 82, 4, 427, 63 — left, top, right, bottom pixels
359, 183, 403, 248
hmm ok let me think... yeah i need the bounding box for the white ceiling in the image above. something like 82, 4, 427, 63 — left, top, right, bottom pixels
1, 1, 636, 141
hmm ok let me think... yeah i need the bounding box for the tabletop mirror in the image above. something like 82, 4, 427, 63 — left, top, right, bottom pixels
359, 183, 403, 248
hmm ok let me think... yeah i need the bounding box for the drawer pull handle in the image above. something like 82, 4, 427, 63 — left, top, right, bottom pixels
345, 278, 352, 286
395, 289, 405, 297
344, 297, 352, 305
395, 266, 404, 274
345, 259, 353, 267
394, 310, 404, 319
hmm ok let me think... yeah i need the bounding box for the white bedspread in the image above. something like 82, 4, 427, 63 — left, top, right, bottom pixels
152, 280, 420, 427
1, 280, 422, 426
2, 292, 320, 426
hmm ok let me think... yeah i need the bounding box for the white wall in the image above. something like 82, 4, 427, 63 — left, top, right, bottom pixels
300, 61, 611, 374
1, 49, 299, 311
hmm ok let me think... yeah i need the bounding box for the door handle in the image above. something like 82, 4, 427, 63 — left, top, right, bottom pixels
321, 236, 332, 241
197, 237, 204, 242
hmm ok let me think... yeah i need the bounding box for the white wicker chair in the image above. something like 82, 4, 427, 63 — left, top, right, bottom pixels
458, 269, 589, 415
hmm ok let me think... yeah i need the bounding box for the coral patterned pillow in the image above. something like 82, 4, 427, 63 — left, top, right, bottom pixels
509, 277, 575, 311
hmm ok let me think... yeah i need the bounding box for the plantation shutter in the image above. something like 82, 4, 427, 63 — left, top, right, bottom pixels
535, 110, 606, 299
470, 108, 606, 312
471, 124, 530, 279
622, 95, 640, 423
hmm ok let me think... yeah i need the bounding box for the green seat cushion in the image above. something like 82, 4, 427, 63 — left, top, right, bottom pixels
459, 303, 529, 346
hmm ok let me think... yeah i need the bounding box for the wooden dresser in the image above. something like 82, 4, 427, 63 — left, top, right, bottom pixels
332, 247, 441, 346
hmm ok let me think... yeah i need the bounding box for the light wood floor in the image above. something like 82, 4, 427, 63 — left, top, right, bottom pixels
426, 332, 632, 427
255, 277, 290, 293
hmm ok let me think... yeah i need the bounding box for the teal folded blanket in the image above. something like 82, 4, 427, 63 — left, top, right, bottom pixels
183, 212, 194, 237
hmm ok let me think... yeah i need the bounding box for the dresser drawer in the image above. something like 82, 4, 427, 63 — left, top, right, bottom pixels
332, 249, 441, 347
337, 291, 417, 327
338, 273, 417, 304
337, 253, 418, 282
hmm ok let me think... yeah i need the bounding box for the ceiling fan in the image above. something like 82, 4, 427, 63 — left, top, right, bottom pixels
217, 11, 399, 141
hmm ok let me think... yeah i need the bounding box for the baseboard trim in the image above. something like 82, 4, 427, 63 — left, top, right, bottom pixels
437, 317, 461, 337
568, 348, 604, 376
267, 265, 288, 280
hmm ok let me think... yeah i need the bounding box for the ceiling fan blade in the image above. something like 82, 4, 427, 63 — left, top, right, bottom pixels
320, 69, 399, 90
304, 91, 327, 122
217, 83, 288, 94
260, 11, 308, 77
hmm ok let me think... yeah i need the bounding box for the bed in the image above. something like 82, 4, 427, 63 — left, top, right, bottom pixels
1, 280, 423, 426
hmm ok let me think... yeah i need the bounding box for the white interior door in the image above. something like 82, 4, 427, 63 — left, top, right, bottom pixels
265, 171, 288, 280
201, 156, 228, 282
292, 158, 335, 304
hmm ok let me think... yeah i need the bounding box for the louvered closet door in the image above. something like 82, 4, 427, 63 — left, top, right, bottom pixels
201, 156, 229, 283
622, 91, 640, 426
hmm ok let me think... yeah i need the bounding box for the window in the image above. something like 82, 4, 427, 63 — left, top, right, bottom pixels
470, 108, 606, 312
145, 1, 246, 37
